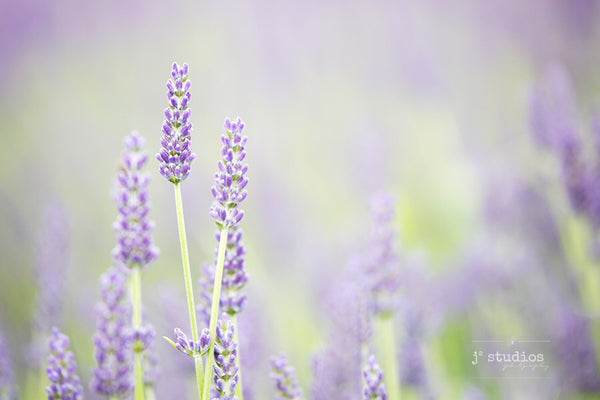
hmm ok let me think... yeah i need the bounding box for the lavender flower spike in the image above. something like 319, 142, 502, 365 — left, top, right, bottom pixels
157, 62, 195, 183
46, 327, 83, 400
113, 131, 159, 270
363, 355, 388, 400
213, 319, 240, 400
210, 117, 249, 229
270, 353, 303, 400
92, 267, 133, 396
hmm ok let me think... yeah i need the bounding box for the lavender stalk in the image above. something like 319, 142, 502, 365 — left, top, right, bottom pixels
114, 131, 159, 400
203, 117, 249, 400
45, 327, 83, 400
213, 319, 240, 399
156, 62, 204, 399
92, 267, 132, 398
365, 193, 401, 400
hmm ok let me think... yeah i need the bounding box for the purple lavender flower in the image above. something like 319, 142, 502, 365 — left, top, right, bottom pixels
92, 267, 133, 396
113, 131, 159, 270
213, 318, 240, 400
529, 64, 579, 154
219, 229, 249, 315
364, 192, 400, 314
156, 62, 195, 184
270, 353, 302, 400
362, 355, 387, 400
168, 327, 210, 358
210, 117, 249, 229
312, 273, 370, 400
528, 65, 594, 216
553, 306, 600, 392
45, 327, 83, 400
30, 201, 70, 367
0, 327, 16, 400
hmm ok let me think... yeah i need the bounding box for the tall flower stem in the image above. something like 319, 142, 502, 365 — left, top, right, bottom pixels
131, 267, 144, 400
375, 314, 400, 400
201, 227, 229, 400
233, 314, 244, 399
173, 182, 204, 399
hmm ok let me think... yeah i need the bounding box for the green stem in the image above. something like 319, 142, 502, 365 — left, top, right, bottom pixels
232, 314, 244, 400
131, 267, 144, 400
376, 313, 401, 400
173, 183, 204, 399
201, 227, 229, 400
145, 384, 157, 400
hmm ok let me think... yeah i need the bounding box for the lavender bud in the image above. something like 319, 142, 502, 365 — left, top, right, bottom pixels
171, 328, 209, 357
210, 117, 249, 229
113, 131, 159, 270
92, 267, 133, 396
362, 355, 387, 400
157, 62, 196, 184
270, 353, 303, 400
45, 327, 83, 400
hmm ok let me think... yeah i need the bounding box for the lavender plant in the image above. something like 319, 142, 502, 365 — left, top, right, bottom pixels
114, 130, 159, 400
203, 117, 249, 400
270, 354, 302, 400
156, 62, 205, 399
45, 327, 83, 400
92, 267, 133, 398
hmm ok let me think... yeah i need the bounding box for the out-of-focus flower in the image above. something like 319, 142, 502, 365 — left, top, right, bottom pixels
113, 131, 159, 270
157, 62, 195, 184
92, 267, 133, 396
553, 306, 600, 392
30, 201, 70, 367
210, 117, 249, 229
312, 271, 370, 400
270, 353, 302, 400
0, 326, 16, 400
213, 318, 240, 400
362, 354, 387, 400
364, 192, 400, 315
529, 64, 579, 153
45, 327, 83, 400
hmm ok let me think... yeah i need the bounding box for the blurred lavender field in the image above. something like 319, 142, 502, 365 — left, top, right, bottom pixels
2, 0, 600, 399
